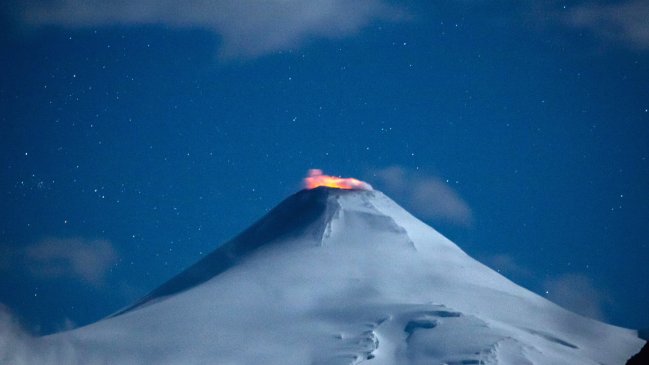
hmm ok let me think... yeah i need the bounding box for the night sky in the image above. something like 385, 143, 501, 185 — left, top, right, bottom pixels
1, 1, 648, 335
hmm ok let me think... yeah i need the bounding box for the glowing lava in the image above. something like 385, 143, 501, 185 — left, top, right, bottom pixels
303, 169, 373, 191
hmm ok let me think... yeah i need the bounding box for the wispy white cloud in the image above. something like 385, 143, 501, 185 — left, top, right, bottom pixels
482, 253, 532, 278
372, 166, 473, 226
483, 256, 610, 321
544, 273, 609, 320
14, 0, 407, 59
25, 238, 118, 286
0, 304, 37, 364
558, 1, 649, 50
0, 303, 86, 364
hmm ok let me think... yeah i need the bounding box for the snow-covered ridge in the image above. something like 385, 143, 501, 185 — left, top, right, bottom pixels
4, 187, 643, 364
117, 187, 436, 315
115, 187, 335, 315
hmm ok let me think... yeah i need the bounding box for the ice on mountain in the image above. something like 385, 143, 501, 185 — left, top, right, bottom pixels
2, 187, 644, 364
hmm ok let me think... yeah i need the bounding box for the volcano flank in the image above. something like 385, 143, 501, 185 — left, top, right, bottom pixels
5, 187, 645, 364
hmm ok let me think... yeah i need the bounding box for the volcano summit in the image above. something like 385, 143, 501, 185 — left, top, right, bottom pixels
4, 186, 645, 364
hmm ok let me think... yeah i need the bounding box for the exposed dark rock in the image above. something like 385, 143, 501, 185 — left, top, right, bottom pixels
626, 342, 649, 365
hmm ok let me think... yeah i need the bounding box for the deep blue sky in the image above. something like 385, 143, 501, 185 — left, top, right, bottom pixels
1, 1, 648, 334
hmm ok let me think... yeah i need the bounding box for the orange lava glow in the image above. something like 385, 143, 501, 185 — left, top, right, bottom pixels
303, 169, 373, 191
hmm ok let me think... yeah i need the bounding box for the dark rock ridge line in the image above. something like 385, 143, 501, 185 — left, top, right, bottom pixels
626, 341, 649, 365
112, 187, 338, 316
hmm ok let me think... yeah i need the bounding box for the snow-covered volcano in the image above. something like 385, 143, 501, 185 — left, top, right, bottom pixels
14, 187, 646, 364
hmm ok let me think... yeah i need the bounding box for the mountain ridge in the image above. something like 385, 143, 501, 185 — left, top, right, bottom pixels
115, 187, 336, 315
11, 187, 644, 364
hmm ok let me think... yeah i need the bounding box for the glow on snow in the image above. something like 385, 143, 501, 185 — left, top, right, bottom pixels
303, 169, 373, 191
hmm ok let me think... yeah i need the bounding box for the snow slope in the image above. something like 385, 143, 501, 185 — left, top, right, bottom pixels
7, 187, 645, 364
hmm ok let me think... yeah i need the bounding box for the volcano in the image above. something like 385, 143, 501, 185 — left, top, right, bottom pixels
14, 187, 645, 364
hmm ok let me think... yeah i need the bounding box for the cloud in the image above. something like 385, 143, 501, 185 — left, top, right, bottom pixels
482, 253, 532, 278
559, 1, 649, 50
543, 273, 609, 320
0, 304, 37, 364
13, 0, 407, 59
25, 238, 118, 286
0, 303, 88, 364
479, 254, 610, 321
372, 166, 473, 226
